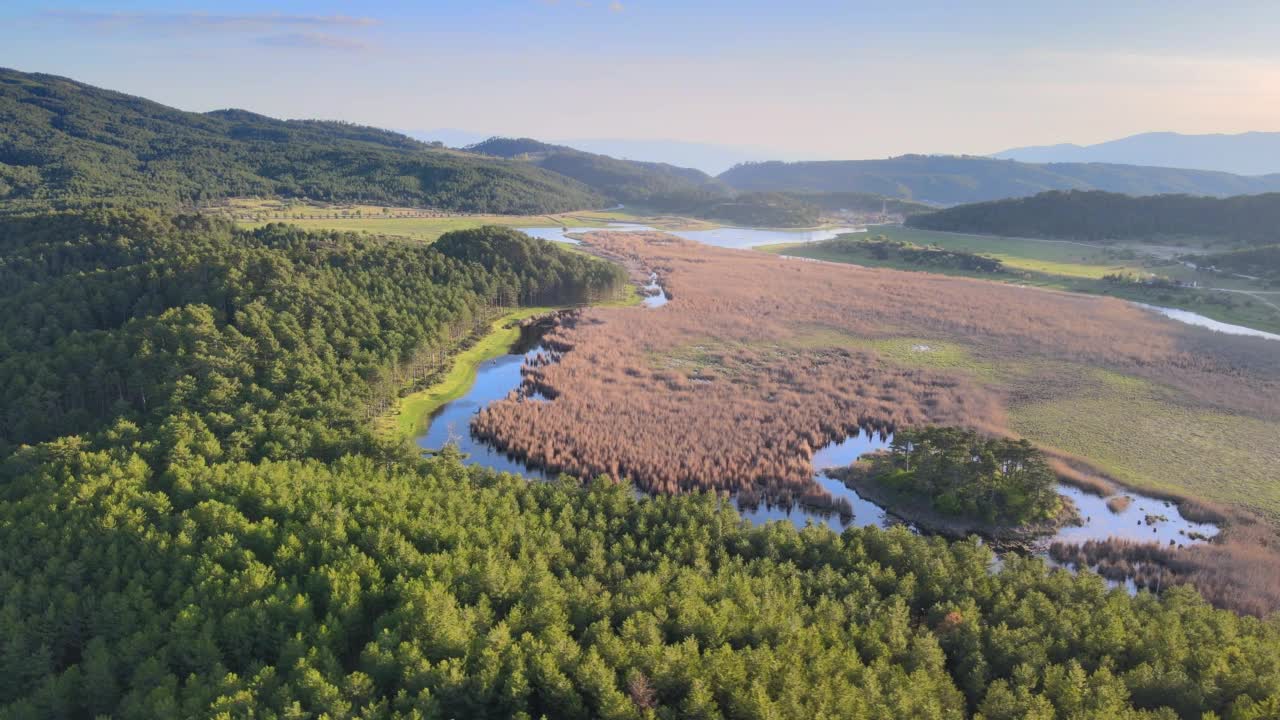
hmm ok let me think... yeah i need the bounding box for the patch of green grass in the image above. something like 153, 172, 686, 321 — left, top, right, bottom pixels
760, 226, 1280, 335
228, 199, 720, 243
1010, 369, 1280, 521
241, 214, 582, 243
377, 308, 554, 440
379, 288, 644, 441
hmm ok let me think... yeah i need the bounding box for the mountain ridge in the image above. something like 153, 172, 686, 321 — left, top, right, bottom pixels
0, 68, 604, 213
717, 154, 1280, 205
993, 131, 1280, 176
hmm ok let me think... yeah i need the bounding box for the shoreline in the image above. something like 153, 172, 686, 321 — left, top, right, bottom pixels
827, 463, 1082, 552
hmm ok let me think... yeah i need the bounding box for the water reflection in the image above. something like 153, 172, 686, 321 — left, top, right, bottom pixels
641, 272, 668, 308
1137, 303, 1280, 341
416, 338, 1220, 553
416, 344, 556, 481
519, 224, 655, 244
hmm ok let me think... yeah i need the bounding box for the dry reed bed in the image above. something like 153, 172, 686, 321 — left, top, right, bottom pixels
474, 231, 1280, 611
478, 231, 1278, 491
1050, 522, 1280, 617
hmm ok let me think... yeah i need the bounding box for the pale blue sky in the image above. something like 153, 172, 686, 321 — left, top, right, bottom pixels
4, 1, 1279, 158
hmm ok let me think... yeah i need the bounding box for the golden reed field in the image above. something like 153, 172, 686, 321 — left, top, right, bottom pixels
472, 230, 1280, 613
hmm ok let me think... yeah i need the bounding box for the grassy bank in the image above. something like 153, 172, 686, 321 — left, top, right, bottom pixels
219, 198, 721, 242
376, 308, 553, 440
378, 286, 643, 441
759, 226, 1280, 334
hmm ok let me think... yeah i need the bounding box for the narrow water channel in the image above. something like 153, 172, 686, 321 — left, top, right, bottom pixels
415, 307, 1219, 553
418, 226, 1222, 574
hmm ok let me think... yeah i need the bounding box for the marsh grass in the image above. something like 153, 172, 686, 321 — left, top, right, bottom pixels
475, 231, 1278, 509
466, 230, 1280, 612
763, 225, 1280, 334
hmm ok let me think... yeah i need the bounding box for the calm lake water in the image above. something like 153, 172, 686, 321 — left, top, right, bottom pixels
1138, 303, 1280, 341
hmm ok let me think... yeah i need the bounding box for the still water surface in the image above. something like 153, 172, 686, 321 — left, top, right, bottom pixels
1137, 303, 1280, 341
418, 226, 1222, 557
415, 333, 1218, 551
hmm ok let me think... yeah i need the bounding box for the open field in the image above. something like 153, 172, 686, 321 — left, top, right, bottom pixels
215, 198, 720, 242
761, 225, 1280, 334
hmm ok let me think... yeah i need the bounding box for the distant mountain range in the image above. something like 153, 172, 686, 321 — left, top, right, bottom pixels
7, 67, 1280, 218
993, 132, 1280, 177
407, 130, 780, 175
716, 155, 1280, 206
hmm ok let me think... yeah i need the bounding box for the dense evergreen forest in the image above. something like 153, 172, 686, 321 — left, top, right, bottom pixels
785, 191, 936, 216
0, 70, 603, 213
718, 156, 1280, 205
907, 190, 1280, 244
0, 210, 623, 457
465, 136, 729, 208
1, 207, 1279, 718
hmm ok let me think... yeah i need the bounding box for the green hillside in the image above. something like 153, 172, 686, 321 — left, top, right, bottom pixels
0, 69, 604, 213
907, 190, 1280, 244
719, 155, 1280, 205
466, 136, 729, 207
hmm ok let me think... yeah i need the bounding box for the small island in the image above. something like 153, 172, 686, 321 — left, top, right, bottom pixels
800, 234, 1006, 273
828, 427, 1076, 547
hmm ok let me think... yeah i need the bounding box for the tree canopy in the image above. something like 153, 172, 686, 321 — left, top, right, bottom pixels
855, 427, 1062, 526
0, 69, 603, 213
907, 190, 1280, 245
718, 157, 1280, 205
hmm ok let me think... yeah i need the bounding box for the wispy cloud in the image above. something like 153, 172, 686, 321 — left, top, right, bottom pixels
609, 1, 624, 12
256, 32, 368, 52
41, 10, 380, 31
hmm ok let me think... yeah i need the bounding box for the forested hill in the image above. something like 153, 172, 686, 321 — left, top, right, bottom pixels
0, 68, 603, 212
907, 190, 1280, 244
0, 210, 624, 456
718, 155, 1280, 205
465, 135, 730, 207
3, 209, 1280, 717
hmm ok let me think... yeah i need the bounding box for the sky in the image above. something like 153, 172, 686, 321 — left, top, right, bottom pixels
3, 1, 1280, 161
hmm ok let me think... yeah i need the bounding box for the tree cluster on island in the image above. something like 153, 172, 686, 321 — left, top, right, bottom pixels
834, 427, 1063, 530
816, 235, 1006, 273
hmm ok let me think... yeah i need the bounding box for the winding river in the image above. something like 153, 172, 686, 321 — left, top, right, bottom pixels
415, 274, 1219, 556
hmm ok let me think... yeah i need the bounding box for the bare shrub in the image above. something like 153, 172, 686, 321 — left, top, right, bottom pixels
1107, 496, 1133, 514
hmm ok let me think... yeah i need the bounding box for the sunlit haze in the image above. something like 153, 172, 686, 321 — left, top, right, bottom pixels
5, 0, 1280, 160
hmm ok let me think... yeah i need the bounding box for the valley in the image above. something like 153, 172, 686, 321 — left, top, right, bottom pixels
2, 56, 1280, 718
